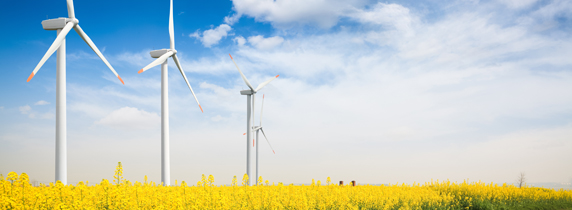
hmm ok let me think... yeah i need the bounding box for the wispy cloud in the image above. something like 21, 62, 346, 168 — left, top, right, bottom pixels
18, 105, 54, 119
224, 13, 241, 25
498, 0, 539, 9
247, 35, 284, 50
115, 50, 155, 68
67, 50, 99, 61
348, 3, 415, 35
34, 100, 50, 105
19, 105, 31, 115
95, 107, 160, 130
176, 54, 236, 74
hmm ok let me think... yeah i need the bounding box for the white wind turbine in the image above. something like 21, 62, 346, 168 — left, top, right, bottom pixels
137, 0, 203, 186
27, 0, 124, 185
253, 94, 276, 185
229, 54, 278, 186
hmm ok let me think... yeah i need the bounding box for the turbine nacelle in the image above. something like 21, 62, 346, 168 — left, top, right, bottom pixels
241, 89, 255, 95
41, 18, 79, 30
150, 49, 177, 58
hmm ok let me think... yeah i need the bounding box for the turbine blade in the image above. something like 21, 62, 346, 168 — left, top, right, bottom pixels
169, 0, 174, 50
66, 0, 75, 18
255, 75, 279, 92
138, 51, 173, 74
260, 128, 275, 154
253, 94, 255, 131
28, 22, 75, 82
260, 94, 264, 127
229, 54, 254, 91
74, 25, 124, 84
173, 54, 203, 112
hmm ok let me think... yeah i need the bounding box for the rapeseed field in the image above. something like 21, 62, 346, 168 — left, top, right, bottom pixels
2, 163, 572, 209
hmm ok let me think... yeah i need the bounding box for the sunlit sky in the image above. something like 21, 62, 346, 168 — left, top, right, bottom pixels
1, 0, 572, 186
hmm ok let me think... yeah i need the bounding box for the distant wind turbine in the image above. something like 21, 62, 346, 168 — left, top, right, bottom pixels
138, 0, 203, 186
27, 0, 124, 185
229, 54, 278, 186
253, 94, 276, 185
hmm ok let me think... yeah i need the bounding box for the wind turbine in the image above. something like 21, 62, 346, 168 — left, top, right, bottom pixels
229, 54, 278, 186
27, 0, 124, 185
253, 94, 276, 185
137, 0, 203, 186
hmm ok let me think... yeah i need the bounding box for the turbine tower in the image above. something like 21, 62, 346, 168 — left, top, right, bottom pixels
253, 94, 276, 185
229, 54, 278, 186
27, 0, 124, 185
138, 0, 203, 186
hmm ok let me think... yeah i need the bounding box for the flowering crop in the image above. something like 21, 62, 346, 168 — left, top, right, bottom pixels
2, 163, 572, 209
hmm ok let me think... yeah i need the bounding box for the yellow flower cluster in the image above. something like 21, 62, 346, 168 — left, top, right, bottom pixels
1, 163, 572, 209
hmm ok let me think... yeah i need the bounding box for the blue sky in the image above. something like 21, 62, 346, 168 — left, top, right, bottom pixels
1, 0, 572, 186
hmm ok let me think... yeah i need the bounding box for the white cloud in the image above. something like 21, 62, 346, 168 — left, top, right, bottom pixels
349, 3, 415, 35
0, 106, 4, 110
115, 50, 154, 67
190, 24, 232, 48
247, 35, 284, 50
198, 0, 572, 184
34, 100, 50, 105
19, 105, 31, 114
40, 113, 54, 119
230, 0, 420, 33
516, 0, 572, 31
67, 50, 99, 61
449, 125, 572, 182
198, 82, 244, 113
234, 36, 246, 46
230, 0, 417, 31
211, 115, 224, 122
95, 107, 160, 130
68, 102, 112, 119
18, 105, 53, 119
189, 31, 200, 39
224, 13, 242, 25
498, 0, 539, 9
177, 55, 236, 74
231, 0, 366, 28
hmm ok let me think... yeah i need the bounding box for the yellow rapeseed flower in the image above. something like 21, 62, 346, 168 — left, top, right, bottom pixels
1, 165, 572, 209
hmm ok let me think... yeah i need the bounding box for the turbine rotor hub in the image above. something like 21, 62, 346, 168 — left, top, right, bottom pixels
66, 18, 79, 25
